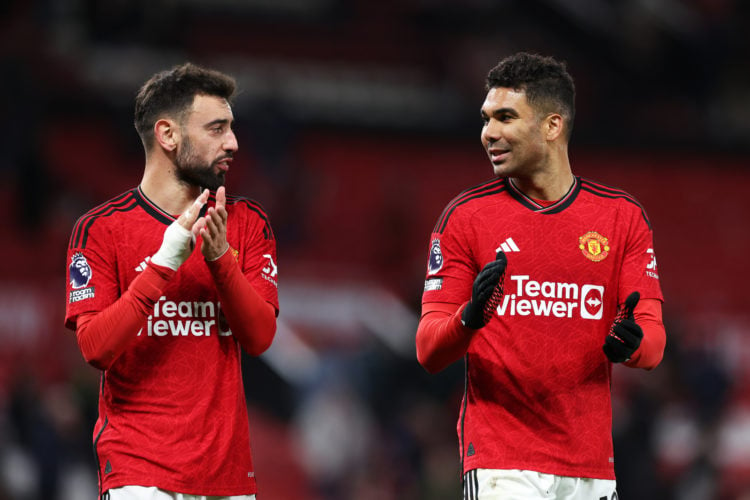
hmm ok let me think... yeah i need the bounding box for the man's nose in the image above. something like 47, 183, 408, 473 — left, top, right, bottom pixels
483, 119, 501, 142
224, 130, 239, 152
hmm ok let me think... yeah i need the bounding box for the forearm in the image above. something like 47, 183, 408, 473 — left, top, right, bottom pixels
76, 263, 174, 370
206, 250, 277, 356
416, 302, 475, 374
624, 298, 666, 370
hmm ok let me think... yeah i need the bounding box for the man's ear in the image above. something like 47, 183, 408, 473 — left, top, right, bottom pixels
154, 119, 179, 152
544, 113, 565, 141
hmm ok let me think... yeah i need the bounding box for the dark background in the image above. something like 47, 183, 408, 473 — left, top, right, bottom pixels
1, 1, 749, 499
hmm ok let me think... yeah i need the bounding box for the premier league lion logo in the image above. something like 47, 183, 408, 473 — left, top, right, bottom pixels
428, 238, 444, 275
69, 253, 92, 289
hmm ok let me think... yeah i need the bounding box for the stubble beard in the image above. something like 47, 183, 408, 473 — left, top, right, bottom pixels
175, 136, 227, 191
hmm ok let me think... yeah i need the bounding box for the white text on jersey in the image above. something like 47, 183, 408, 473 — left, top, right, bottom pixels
496, 275, 604, 320
137, 296, 232, 337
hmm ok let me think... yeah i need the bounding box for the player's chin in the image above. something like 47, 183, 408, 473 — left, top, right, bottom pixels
204, 173, 226, 191
491, 162, 508, 177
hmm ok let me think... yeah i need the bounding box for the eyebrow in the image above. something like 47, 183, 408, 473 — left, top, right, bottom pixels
481, 107, 519, 118
204, 118, 233, 128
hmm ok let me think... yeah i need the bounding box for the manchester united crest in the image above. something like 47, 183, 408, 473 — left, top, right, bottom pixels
579, 231, 610, 262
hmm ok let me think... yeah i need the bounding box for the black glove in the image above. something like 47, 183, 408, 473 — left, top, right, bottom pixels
603, 291, 643, 363
461, 251, 507, 329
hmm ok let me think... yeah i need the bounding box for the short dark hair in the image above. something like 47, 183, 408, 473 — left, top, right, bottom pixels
486, 53, 576, 140
134, 62, 236, 149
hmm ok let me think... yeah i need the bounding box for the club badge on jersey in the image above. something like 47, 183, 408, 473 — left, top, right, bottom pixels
579, 231, 610, 262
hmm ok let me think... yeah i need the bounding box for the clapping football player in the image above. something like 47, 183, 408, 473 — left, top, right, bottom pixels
416, 53, 666, 500
65, 63, 278, 500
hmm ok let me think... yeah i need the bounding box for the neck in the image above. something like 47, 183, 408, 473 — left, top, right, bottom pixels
510, 146, 574, 201
510, 169, 575, 202
140, 155, 202, 216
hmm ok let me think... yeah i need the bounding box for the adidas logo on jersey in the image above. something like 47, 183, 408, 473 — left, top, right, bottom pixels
135, 256, 151, 272
496, 237, 520, 253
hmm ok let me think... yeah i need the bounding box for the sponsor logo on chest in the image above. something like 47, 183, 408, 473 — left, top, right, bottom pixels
137, 296, 232, 337
497, 275, 605, 320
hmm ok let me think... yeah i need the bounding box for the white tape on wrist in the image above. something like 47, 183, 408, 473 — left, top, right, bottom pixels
151, 221, 196, 271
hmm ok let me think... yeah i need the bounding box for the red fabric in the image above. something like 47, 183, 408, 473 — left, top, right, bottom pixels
416, 302, 469, 373
206, 249, 277, 356
75, 250, 279, 367
625, 297, 666, 369
419, 176, 665, 480
75, 262, 174, 370
417, 298, 665, 374
64, 187, 279, 496
530, 197, 556, 207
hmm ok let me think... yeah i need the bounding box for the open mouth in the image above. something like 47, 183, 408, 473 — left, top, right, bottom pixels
215, 157, 232, 172
489, 149, 509, 164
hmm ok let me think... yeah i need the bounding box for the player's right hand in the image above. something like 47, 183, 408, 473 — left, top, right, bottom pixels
461, 251, 507, 329
177, 189, 210, 231
151, 190, 209, 271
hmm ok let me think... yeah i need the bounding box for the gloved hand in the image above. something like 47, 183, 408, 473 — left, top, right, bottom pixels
461, 251, 507, 329
603, 291, 643, 363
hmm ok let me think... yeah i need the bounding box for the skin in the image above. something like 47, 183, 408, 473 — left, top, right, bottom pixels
480, 87, 574, 201
73, 87, 277, 371
140, 94, 237, 260
418, 87, 578, 373
418, 83, 665, 374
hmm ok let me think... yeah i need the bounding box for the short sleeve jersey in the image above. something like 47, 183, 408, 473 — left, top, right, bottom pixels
422, 176, 662, 480
65, 187, 279, 496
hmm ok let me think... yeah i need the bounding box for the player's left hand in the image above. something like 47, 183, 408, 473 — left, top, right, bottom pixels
195, 186, 230, 261
603, 291, 643, 363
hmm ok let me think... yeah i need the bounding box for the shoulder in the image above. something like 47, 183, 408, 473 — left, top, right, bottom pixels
69, 189, 139, 249
221, 192, 275, 240
578, 177, 652, 229
432, 177, 507, 235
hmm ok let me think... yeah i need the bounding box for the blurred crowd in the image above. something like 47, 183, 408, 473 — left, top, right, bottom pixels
1, 0, 750, 499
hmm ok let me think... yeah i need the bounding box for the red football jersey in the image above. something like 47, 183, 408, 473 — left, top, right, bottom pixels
422, 176, 663, 480
65, 187, 279, 495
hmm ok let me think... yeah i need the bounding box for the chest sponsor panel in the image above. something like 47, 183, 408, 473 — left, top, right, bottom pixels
497, 275, 605, 320
138, 296, 232, 337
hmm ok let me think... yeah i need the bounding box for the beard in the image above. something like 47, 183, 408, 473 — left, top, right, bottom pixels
175, 136, 227, 191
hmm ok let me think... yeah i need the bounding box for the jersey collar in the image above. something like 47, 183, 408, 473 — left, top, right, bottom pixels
505, 176, 581, 214
133, 186, 210, 225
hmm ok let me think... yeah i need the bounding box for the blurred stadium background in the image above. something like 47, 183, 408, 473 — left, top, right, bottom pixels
1, 0, 749, 498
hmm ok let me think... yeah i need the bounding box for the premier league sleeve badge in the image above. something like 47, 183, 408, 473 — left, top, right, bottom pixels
69, 252, 95, 303
427, 238, 444, 275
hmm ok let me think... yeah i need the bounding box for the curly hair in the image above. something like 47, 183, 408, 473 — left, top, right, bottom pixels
486, 53, 576, 139
134, 62, 236, 149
